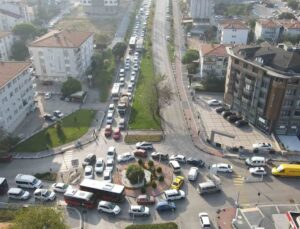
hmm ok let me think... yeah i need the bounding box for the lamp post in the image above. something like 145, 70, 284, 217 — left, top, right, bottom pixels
88, 75, 92, 88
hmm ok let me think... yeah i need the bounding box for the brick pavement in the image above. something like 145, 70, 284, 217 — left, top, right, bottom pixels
216, 208, 236, 229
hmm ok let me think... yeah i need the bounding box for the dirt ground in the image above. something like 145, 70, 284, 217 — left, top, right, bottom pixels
0, 223, 12, 229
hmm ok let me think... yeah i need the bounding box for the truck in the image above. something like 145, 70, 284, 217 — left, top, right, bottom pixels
111, 83, 121, 101
136, 38, 144, 52
129, 36, 136, 49
117, 95, 129, 115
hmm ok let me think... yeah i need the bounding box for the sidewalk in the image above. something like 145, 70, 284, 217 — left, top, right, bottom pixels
216, 208, 236, 229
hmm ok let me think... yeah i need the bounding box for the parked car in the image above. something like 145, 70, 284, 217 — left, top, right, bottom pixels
106, 158, 114, 172
113, 128, 121, 140
136, 142, 153, 150
7, 188, 30, 200
53, 110, 64, 118
252, 143, 273, 153
44, 92, 52, 99
235, 120, 249, 127
34, 189, 56, 201
215, 107, 227, 114
207, 99, 221, 106
98, 201, 121, 215
227, 115, 242, 123
211, 163, 233, 173
187, 158, 205, 167
222, 111, 233, 118
133, 149, 147, 158
164, 189, 185, 200
0, 154, 13, 163
125, 62, 130, 70
82, 153, 96, 167
95, 158, 105, 174
156, 201, 176, 212
118, 152, 135, 163
199, 212, 211, 228
133, 64, 139, 72
43, 114, 56, 122
107, 146, 116, 160
249, 167, 267, 176
84, 166, 94, 179
136, 195, 155, 205
103, 170, 112, 183
119, 68, 125, 77
169, 154, 186, 164
171, 176, 184, 190
106, 112, 113, 124
108, 103, 115, 112
129, 205, 150, 216
151, 152, 169, 161
104, 125, 112, 137
188, 167, 199, 181
51, 183, 69, 193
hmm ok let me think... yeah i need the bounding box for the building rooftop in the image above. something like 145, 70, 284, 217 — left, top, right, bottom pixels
201, 43, 228, 57
220, 20, 249, 30
0, 8, 21, 19
257, 19, 280, 28
0, 31, 11, 39
278, 19, 300, 29
30, 30, 93, 48
0, 62, 31, 89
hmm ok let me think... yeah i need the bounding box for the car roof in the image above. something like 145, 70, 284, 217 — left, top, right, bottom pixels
85, 166, 93, 171
96, 158, 104, 163
8, 187, 22, 194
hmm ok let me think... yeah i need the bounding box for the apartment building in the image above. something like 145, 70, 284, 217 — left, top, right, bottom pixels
0, 8, 25, 31
218, 20, 249, 45
81, 0, 119, 14
224, 45, 300, 135
0, 0, 32, 22
190, 0, 214, 23
0, 61, 35, 133
0, 31, 13, 60
29, 30, 94, 82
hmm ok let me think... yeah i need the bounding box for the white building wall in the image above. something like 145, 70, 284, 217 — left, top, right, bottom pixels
0, 66, 35, 133
81, 0, 92, 6
284, 28, 300, 37
0, 33, 13, 60
190, 0, 213, 20
0, 2, 31, 22
221, 28, 248, 45
255, 23, 281, 41
104, 0, 119, 6
0, 13, 24, 31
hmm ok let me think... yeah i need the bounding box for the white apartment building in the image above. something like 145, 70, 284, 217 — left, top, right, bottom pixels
29, 30, 94, 82
0, 61, 35, 133
218, 20, 249, 45
81, 0, 91, 6
0, 8, 25, 31
190, 0, 213, 22
0, 31, 14, 60
0, 0, 32, 22
255, 19, 282, 42
104, 0, 119, 6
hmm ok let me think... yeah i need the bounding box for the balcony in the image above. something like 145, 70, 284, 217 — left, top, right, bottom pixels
243, 87, 253, 96
245, 77, 255, 85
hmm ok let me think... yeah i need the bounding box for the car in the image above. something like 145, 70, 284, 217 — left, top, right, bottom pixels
227, 115, 242, 123
106, 112, 113, 124
44, 92, 52, 99
125, 62, 130, 70
43, 114, 56, 122
125, 56, 130, 63
169, 154, 186, 164
129, 205, 150, 216
95, 158, 105, 174
104, 124, 112, 137
188, 167, 199, 181
84, 165, 94, 179
112, 128, 121, 140
108, 103, 115, 112
107, 146, 116, 160
98, 201, 121, 215
128, 83, 133, 92
136, 194, 155, 205
156, 200, 176, 212
199, 212, 211, 228
119, 68, 125, 77
119, 118, 126, 129
130, 75, 136, 82
207, 99, 221, 106
53, 110, 64, 118
151, 152, 169, 161
117, 152, 135, 163
34, 189, 56, 201
7, 188, 30, 200
211, 163, 233, 173
222, 111, 234, 118
164, 189, 185, 200
106, 158, 114, 172
215, 107, 227, 114
187, 32, 191, 37
252, 143, 273, 153
119, 77, 125, 86
82, 153, 96, 167
249, 167, 267, 176
235, 120, 249, 127
103, 170, 112, 183
136, 141, 153, 150
133, 149, 147, 158
51, 183, 69, 193
187, 158, 205, 167
133, 64, 139, 72
171, 176, 184, 190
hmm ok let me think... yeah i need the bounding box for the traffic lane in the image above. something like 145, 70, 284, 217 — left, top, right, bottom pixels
64, 207, 82, 229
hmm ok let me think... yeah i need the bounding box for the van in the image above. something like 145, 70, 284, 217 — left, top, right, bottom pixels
119, 118, 125, 129
15, 174, 43, 189
245, 156, 266, 167
0, 177, 8, 195
188, 167, 198, 181
169, 160, 181, 174
197, 180, 221, 195
164, 189, 185, 200
272, 164, 300, 177
8, 188, 30, 200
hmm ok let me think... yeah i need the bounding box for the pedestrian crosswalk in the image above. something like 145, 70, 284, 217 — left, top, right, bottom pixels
232, 174, 245, 186
60, 150, 73, 172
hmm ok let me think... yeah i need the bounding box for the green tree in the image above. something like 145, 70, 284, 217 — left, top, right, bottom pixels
247, 30, 255, 44
200, 75, 226, 92
204, 26, 217, 41
288, 0, 299, 10
126, 164, 145, 185
0, 127, 20, 152
11, 40, 29, 61
61, 77, 82, 97
187, 62, 199, 74
13, 23, 37, 41
181, 49, 199, 64
278, 12, 296, 19
112, 42, 127, 59
148, 160, 154, 168
11, 206, 68, 229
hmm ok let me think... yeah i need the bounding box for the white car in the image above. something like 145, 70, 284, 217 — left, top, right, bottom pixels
106, 112, 113, 124
199, 212, 211, 228
51, 183, 69, 193
117, 152, 135, 163
169, 154, 186, 164
34, 189, 56, 201
252, 143, 273, 153
7, 188, 30, 200
211, 163, 233, 173
107, 146, 116, 160
249, 167, 267, 176
108, 103, 114, 112
119, 68, 125, 77
129, 205, 150, 217
44, 92, 52, 100
84, 165, 94, 179
119, 77, 125, 86
95, 158, 105, 174
128, 83, 133, 92
130, 75, 136, 82
136, 141, 153, 150
207, 99, 221, 106
98, 201, 121, 215
103, 170, 112, 183
53, 110, 64, 118
133, 64, 139, 72
106, 158, 114, 172
125, 62, 130, 70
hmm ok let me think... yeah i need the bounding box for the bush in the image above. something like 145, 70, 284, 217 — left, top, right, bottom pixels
138, 159, 144, 166
148, 160, 154, 168
126, 164, 145, 185
158, 176, 164, 182
141, 186, 146, 194
34, 172, 57, 181
151, 181, 157, 189
156, 166, 162, 173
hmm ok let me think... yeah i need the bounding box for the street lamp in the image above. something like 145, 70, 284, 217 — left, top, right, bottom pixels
256, 192, 261, 206
88, 75, 92, 88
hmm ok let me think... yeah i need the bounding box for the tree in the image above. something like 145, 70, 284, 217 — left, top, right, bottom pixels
204, 26, 217, 41
126, 164, 145, 185
61, 77, 82, 97
181, 49, 199, 64
200, 75, 226, 92
247, 30, 255, 44
288, 0, 299, 10
11, 206, 68, 229
13, 23, 37, 41
112, 42, 127, 59
11, 40, 29, 61
187, 62, 199, 74
278, 12, 296, 19
0, 127, 20, 152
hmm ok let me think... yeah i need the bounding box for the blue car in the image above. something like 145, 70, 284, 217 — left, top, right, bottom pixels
156, 201, 176, 212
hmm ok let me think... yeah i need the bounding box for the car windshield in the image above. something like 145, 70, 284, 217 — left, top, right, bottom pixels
108, 152, 114, 156
139, 206, 145, 211
62, 184, 68, 189
108, 203, 116, 209
45, 191, 51, 196
32, 179, 38, 185
19, 190, 25, 195
96, 161, 103, 166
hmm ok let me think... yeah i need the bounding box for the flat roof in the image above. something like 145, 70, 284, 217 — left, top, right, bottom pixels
80, 179, 124, 194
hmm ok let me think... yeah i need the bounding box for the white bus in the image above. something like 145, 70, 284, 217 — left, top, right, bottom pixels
111, 83, 121, 101
129, 36, 137, 49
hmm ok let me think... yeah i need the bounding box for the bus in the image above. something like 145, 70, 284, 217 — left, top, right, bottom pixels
129, 36, 137, 49
64, 188, 97, 208
111, 83, 121, 101
79, 179, 125, 203
272, 164, 300, 177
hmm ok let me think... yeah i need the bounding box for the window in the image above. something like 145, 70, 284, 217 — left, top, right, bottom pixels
243, 63, 248, 68
281, 110, 290, 116
261, 81, 268, 88
232, 35, 236, 38
252, 67, 258, 73
286, 89, 296, 96
294, 110, 300, 116
283, 100, 293, 106
234, 59, 239, 64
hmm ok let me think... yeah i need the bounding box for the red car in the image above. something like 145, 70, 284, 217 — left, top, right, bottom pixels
0, 154, 12, 163
136, 195, 155, 205
104, 125, 112, 137
113, 128, 121, 140
133, 149, 147, 158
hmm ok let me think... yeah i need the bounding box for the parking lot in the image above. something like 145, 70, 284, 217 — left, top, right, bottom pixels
194, 92, 275, 150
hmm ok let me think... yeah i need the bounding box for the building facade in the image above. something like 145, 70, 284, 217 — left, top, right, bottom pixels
29, 30, 94, 82
0, 61, 35, 133
190, 0, 214, 22
0, 8, 25, 31
0, 31, 13, 60
224, 45, 300, 135
218, 20, 249, 45
81, 0, 119, 14
0, 0, 32, 22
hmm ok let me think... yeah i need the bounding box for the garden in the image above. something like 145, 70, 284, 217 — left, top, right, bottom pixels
126, 222, 178, 229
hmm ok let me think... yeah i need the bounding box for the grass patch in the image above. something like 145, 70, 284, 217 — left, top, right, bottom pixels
0, 210, 16, 222
14, 109, 96, 152
124, 134, 162, 144
34, 172, 57, 181
126, 222, 178, 229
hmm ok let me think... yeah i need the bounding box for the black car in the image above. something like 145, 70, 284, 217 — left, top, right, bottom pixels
289, 161, 300, 165
187, 158, 205, 168
43, 114, 56, 122
151, 152, 169, 161
222, 111, 234, 118
215, 107, 227, 114
227, 115, 242, 123
82, 153, 96, 167
235, 120, 249, 127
